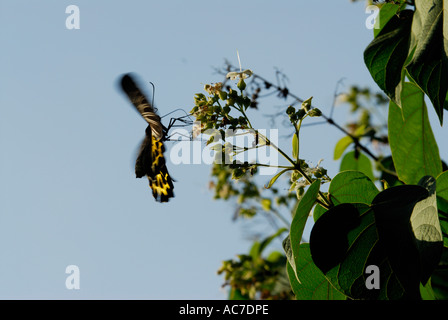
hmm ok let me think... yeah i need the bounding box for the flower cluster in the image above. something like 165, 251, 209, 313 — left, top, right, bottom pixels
289, 159, 331, 199
190, 83, 251, 134
286, 96, 322, 125
217, 252, 293, 300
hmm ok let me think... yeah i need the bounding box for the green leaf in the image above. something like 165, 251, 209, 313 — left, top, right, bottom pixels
327, 170, 379, 206
313, 170, 379, 223
420, 279, 436, 300
250, 227, 287, 260
437, 171, 448, 204
286, 244, 345, 300
379, 155, 403, 187
374, 3, 405, 38
364, 9, 414, 105
372, 176, 443, 298
310, 176, 443, 300
311, 202, 406, 299
333, 135, 353, 160
264, 168, 289, 189
388, 82, 442, 185
313, 204, 327, 222
229, 288, 249, 300
405, 0, 448, 124
340, 150, 375, 182
431, 248, 448, 299
288, 180, 320, 282
436, 171, 448, 247
411, 176, 443, 284
283, 234, 294, 271
292, 133, 298, 160
353, 124, 367, 137
310, 203, 361, 274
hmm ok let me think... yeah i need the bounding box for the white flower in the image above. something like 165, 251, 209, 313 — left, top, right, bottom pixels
289, 179, 308, 192
226, 69, 253, 80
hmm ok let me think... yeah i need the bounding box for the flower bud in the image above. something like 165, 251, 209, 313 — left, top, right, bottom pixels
232, 168, 245, 180
296, 108, 306, 119
243, 96, 251, 108
237, 78, 246, 91
195, 93, 205, 101
301, 96, 313, 112
214, 105, 222, 114
204, 84, 212, 94
291, 170, 301, 182
190, 106, 199, 114
314, 167, 327, 178
296, 187, 305, 199
238, 116, 247, 126
286, 105, 295, 115
223, 105, 231, 114
218, 91, 227, 101
261, 198, 272, 212
308, 108, 322, 117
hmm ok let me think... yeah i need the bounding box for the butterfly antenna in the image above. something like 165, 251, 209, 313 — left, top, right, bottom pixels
149, 81, 156, 108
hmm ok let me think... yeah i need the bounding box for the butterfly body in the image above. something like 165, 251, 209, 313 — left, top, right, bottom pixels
120, 73, 174, 202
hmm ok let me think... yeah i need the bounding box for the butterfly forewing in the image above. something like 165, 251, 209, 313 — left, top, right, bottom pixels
120, 74, 164, 140
120, 73, 175, 203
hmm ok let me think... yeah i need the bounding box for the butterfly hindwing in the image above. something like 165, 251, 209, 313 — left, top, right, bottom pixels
148, 136, 174, 202
120, 73, 175, 203
135, 133, 153, 179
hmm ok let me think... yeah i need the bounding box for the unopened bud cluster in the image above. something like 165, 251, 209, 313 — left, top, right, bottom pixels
190, 82, 251, 133
286, 96, 322, 124
289, 160, 330, 200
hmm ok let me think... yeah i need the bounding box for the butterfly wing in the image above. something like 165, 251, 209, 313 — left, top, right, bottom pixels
135, 133, 153, 179
148, 135, 174, 202
120, 73, 164, 140
120, 73, 175, 202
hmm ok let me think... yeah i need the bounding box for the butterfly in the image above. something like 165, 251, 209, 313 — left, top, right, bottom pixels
120, 73, 174, 202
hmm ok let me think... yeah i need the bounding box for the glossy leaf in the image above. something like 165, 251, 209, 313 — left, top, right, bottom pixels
327, 170, 379, 206
249, 228, 288, 260
436, 171, 448, 247
311, 202, 405, 299
288, 180, 320, 282
310, 203, 361, 274
411, 176, 443, 284
379, 155, 403, 187
286, 244, 345, 300
340, 150, 375, 182
333, 135, 353, 160
310, 176, 443, 299
313, 170, 379, 222
406, 0, 448, 124
373, 3, 405, 37
388, 82, 442, 185
265, 168, 289, 189
431, 248, 448, 299
372, 176, 443, 298
364, 10, 414, 105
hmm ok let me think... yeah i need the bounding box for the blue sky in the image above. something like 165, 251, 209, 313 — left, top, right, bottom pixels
1, 1, 446, 299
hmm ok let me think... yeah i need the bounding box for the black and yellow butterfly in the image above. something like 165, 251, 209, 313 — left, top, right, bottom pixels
120, 73, 174, 202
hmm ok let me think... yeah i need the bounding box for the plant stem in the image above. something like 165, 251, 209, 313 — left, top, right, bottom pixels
270, 207, 291, 228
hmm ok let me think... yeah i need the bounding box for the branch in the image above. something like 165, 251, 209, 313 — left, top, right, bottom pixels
220, 63, 380, 162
